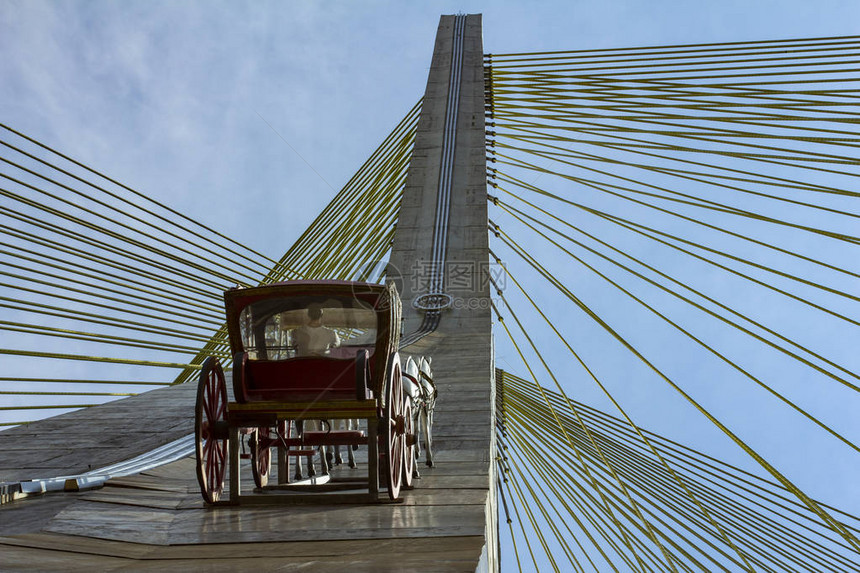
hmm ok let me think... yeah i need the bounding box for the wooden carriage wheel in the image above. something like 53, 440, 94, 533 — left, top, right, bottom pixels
384, 353, 405, 500
402, 400, 415, 489
195, 357, 228, 504
251, 426, 271, 488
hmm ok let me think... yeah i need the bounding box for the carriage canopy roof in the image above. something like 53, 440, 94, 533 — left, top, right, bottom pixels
223, 280, 401, 362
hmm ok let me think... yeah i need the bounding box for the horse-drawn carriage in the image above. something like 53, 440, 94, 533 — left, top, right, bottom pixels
194, 280, 417, 505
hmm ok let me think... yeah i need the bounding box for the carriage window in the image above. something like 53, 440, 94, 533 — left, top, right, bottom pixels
238, 295, 377, 361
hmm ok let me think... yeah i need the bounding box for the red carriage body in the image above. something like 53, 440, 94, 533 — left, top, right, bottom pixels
194, 280, 413, 505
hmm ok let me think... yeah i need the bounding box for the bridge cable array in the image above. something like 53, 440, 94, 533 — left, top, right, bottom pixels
486, 33, 860, 570
496, 369, 860, 572
0, 100, 420, 423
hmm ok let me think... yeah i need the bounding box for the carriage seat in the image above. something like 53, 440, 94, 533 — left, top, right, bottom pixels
232, 350, 373, 404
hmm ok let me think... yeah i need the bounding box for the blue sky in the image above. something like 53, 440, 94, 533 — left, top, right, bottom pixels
2, 1, 860, 568
4, 0, 860, 256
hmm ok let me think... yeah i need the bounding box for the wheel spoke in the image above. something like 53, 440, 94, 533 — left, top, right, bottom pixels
215, 445, 227, 484
204, 384, 215, 421
208, 453, 217, 485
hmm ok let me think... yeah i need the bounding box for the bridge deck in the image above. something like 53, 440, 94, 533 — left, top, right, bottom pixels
0, 382, 196, 486
0, 329, 491, 570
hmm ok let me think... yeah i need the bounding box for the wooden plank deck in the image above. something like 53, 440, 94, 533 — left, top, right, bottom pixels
0, 381, 197, 484
0, 14, 496, 572
0, 453, 489, 570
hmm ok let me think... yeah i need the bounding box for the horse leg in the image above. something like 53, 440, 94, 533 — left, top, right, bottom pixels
316, 420, 329, 476
411, 413, 422, 479
305, 420, 321, 477
319, 445, 329, 476
347, 419, 357, 468
424, 409, 434, 468
413, 405, 422, 460
333, 419, 344, 466
294, 420, 305, 480
410, 406, 421, 478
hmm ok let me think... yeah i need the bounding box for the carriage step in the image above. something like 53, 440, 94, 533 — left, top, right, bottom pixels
302, 430, 365, 444
287, 449, 317, 456
279, 431, 367, 448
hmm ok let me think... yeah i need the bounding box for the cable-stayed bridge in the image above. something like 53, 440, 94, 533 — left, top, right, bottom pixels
1, 13, 859, 572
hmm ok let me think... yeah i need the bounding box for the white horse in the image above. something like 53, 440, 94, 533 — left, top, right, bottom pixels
417, 356, 436, 467
326, 418, 358, 469
292, 419, 329, 480
293, 356, 435, 481
403, 356, 437, 476
292, 418, 359, 479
